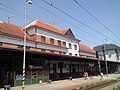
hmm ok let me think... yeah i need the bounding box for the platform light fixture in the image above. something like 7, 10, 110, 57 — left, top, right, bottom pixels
22, 0, 32, 90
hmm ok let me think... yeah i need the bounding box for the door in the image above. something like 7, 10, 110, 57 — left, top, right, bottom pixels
52, 64, 58, 80
72, 68, 76, 75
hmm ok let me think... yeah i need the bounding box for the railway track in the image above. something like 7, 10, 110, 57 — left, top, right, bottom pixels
87, 80, 119, 90
74, 79, 120, 90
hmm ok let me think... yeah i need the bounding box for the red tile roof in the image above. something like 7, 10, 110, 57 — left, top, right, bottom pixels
0, 21, 31, 40
27, 20, 69, 35
61, 28, 69, 35
79, 43, 96, 54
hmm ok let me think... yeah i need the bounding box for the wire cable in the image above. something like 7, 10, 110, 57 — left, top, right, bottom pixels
41, 0, 120, 45
33, 1, 103, 44
74, 0, 120, 40
1, 1, 119, 46
0, 7, 24, 17
0, 3, 34, 21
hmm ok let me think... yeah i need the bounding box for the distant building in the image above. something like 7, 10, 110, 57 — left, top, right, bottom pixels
94, 44, 120, 62
94, 44, 120, 73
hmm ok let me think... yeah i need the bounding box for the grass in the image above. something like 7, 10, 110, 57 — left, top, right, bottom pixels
116, 77, 120, 80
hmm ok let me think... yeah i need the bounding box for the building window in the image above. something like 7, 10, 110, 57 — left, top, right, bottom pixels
69, 43, 72, 49
18, 45, 23, 49
108, 54, 111, 58
63, 42, 66, 47
35, 43, 37, 48
41, 36, 46, 42
18, 45, 30, 49
58, 40, 61, 46
26, 46, 30, 49
75, 54, 77, 56
59, 52, 62, 54
41, 49, 46, 52
74, 45, 77, 50
0, 42, 2, 46
69, 53, 72, 55
63, 52, 66, 55
50, 38, 54, 44
50, 50, 54, 53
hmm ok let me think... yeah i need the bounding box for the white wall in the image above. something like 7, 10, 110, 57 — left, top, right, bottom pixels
27, 27, 80, 56
37, 43, 68, 52
98, 49, 119, 62
0, 35, 35, 47
67, 42, 79, 56
27, 28, 35, 35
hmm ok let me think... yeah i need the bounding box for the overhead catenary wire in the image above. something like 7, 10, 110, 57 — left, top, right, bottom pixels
0, 1, 119, 46
33, 1, 103, 44
1, 1, 114, 46
0, 3, 34, 21
41, 0, 120, 45
0, 7, 24, 17
1, 3, 24, 16
0, 2, 100, 47
74, 0, 120, 40
0, 7, 34, 25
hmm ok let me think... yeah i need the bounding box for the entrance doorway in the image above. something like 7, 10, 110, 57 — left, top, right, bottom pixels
52, 64, 58, 80
72, 68, 76, 75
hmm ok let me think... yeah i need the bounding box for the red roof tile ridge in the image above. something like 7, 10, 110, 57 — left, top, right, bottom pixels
27, 20, 67, 35
61, 28, 69, 34
0, 21, 23, 29
0, 21, 32, 40
79, 42, 96, 54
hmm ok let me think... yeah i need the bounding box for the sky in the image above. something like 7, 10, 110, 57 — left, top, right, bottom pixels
0, 0, 120, 48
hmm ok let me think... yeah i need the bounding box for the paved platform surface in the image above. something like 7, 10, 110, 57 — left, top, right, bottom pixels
0, 74, 120, 90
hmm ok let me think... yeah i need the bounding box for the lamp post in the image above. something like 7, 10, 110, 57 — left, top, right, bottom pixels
22, 0, 32, 90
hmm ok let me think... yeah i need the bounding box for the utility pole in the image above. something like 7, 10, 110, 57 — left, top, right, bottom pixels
98, 59, 101, 75
102, 44, 108, 77
96, 51, 101, 75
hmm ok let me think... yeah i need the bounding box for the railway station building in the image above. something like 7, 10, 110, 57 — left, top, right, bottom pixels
0, 20, 119, 87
